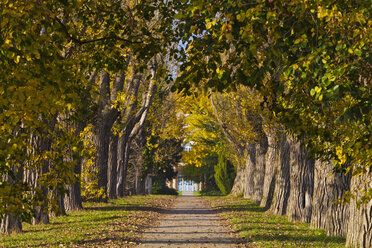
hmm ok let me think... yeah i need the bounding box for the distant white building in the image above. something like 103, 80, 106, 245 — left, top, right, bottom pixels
183, 141, 193, 152
167, 141, 201, 192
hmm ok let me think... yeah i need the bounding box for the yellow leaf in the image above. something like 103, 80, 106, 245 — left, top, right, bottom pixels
225, 33, 233, 40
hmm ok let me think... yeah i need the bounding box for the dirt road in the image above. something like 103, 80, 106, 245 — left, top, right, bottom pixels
137, 191, 245, 247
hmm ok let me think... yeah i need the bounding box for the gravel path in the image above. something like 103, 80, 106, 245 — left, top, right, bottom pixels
137, 191, 244, 247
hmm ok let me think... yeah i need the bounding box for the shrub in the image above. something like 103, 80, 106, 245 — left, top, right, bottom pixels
200, 190, 223, 196
152, 185, 178, 195
214, 153, 236, 195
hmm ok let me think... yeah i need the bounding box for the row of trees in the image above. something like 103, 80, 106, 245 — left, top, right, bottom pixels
0, 0, 185, 234
1, 0, 370, 247
173, 1, 371, 247
179, 84, 369, 247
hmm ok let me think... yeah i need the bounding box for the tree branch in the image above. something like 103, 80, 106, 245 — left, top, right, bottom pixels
55, 18, 142, 45
210, 93, 244, 155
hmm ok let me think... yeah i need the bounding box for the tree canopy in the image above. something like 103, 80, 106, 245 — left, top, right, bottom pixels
0, 1, 371, 245
174, 0, 371, 196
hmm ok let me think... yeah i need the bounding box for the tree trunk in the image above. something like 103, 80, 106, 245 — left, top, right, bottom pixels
287, 136, 314, 223
64, 178, 83, 211
92, 71, 125, 201
244, 144, 256, 200
24, 134, 50, 225
133, 140, 146, 196
93, 115, 115, 201
135, 168, 144, 195
116, 135, 130, 197
63, 148, 83, 211
117, 71, 157, 197
230, 160, 246, 195
253, 133, 268, 203
0, 215, 22, 234
107, 134, 118, 199
260, 132, 278, 209
346, 170, 372, 248
63, 138, 83, 211
63, 116, 85, 212
269, 133, 290, 215
1, 168, 23, 234
311, 160, 351, 236
310, 160, 330, 230
25, 167, 49, 225
64, 70, 96, 209
49, 190, 66, 217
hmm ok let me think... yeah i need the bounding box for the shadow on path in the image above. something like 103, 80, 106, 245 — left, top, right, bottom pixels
137, 194, 246, 247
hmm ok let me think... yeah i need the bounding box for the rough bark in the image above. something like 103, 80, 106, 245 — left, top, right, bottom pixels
253, 133, 268, 203
346, 170, 372, 248
311, 160, 351, 236
92, 71, 125, 200
260, 131, 278, 209
93, 113, 116, 199
63, 82, 92, 212
287, 136, 314, 223
116, 135, 130, 197
107, 134, 119, 199
311, 160, 330, 230
116, 77, 141, 197
244, 144, 256, 200
230, 161, 246, 195
64, 176, 83, 212
269, 133, 290, 215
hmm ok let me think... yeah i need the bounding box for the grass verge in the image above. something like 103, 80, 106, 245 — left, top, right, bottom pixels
204, 195, 345, 248
0, 195, 176, 248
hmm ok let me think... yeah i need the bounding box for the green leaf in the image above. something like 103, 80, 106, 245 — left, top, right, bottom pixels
310, 88, 315, 96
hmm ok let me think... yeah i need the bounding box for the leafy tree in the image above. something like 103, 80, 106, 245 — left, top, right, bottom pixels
174, 0, 371, 246
0, 0, 179, 232
182, 151, 219, 192
138, 88, 185, 190
180, 90, 237, 193
175, 0, 371, 182
0, 0, 91, 231
142, 135, 181, 186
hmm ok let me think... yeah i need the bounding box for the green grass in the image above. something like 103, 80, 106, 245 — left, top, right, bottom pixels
177, 191, 182, 195
199, 190, 224, 196
0, 195, 176, 248
204, 195, 346, 248
193, 191, 201, 196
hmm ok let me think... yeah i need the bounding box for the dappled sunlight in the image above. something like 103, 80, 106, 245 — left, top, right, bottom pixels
206, 196, 346, 247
